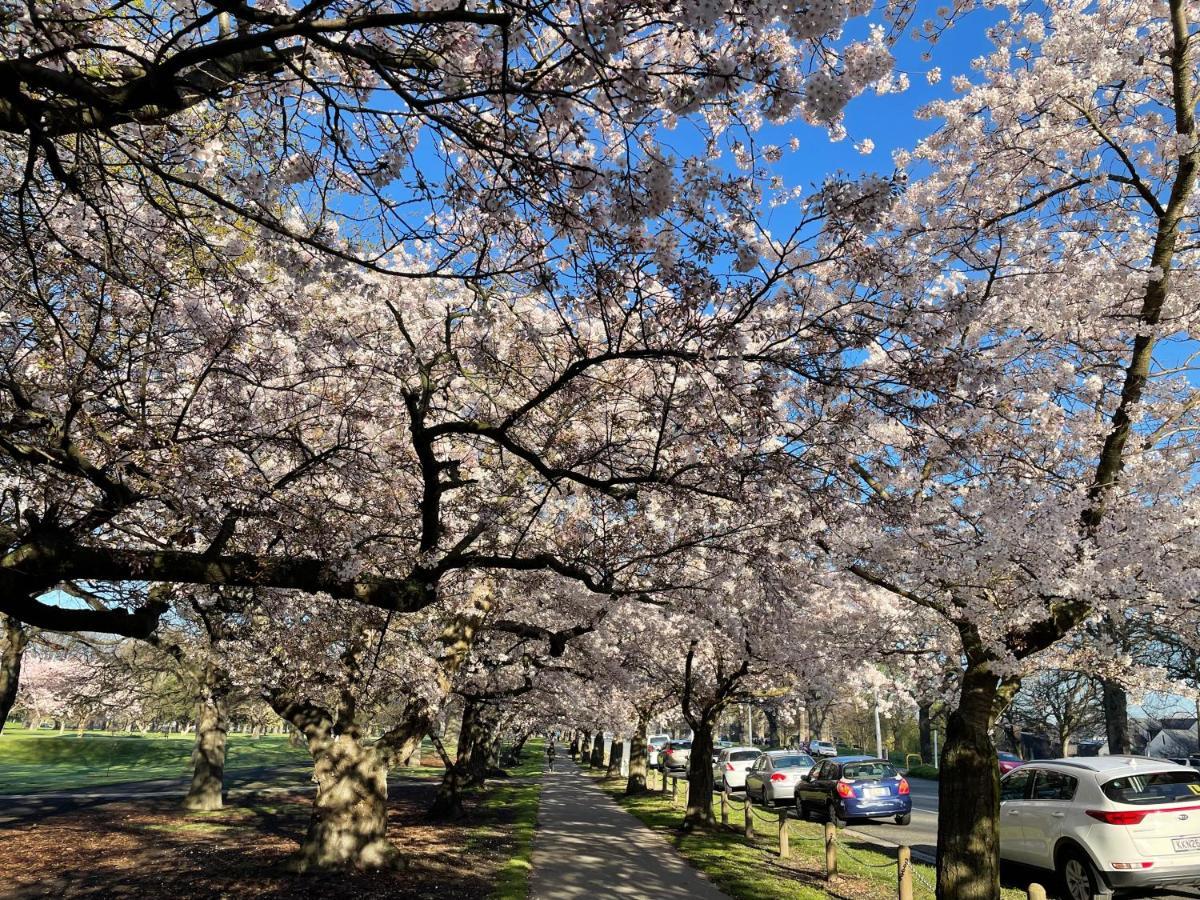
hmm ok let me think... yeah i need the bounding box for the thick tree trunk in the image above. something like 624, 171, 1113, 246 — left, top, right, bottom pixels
1103, 680, 1131, 754
936, 667, 1002, 900
431, 700, 490, 818
590, 734, 605, 768
683, 718, 716, 830
0, 615, 29, 734
627, 715, 649, 795
607, 736, 624, 777
300, 734, 395, 870
763, 706, 780, 748
918, 702, 933, 764
182, 669, 230, 811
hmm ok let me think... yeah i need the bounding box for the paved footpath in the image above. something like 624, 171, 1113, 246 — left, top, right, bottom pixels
529, 760, 729, 900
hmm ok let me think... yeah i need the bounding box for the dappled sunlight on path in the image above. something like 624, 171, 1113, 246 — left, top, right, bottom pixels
530, 761, 729, 899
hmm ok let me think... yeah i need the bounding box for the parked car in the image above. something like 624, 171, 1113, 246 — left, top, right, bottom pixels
796, 756, 912, 826
714, 746, 762, 791
662, 740, 693, 776
998, 751, 1025, 774
999, 756, 1200, 900
647, 734, 671, 769
744, 751, 817, 807
810, 740, 838, 757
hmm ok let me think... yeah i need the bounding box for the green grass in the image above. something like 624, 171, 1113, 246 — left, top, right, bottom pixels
0, 725, 309, 794
906, 764, 939, 780
488, 739, 544, 900
588, 772, 1027, 900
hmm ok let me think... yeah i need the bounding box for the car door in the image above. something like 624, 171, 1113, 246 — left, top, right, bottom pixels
798, 760, 826, 807
1024, 769, 1078, 869
999, 767, 1036, 864
745, 757, 763, 796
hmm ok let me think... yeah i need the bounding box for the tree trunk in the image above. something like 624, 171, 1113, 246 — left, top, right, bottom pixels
300, 734, 396, 870
918, 702, 933, 764
431, 700, 490, 818
607, 737, 624, 777
1103, 679, 1131, 754
183, 668, 230, 811
763, 706, 780, 748
0, 615, 28, 734
590, 734, 605, 768
936, 667, 1002, 900
627, 714, 649, 795
683, 717, 716, 830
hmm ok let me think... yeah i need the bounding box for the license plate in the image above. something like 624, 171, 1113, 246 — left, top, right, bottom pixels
1172, 837, 1200, 853
864, 787, 888, 799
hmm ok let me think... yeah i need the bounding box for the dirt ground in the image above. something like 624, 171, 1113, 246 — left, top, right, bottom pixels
0, 780, 515, 899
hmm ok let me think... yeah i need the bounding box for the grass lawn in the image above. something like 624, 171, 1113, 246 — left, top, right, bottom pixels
0, 725, 310, 794
588, 772, 1030, 900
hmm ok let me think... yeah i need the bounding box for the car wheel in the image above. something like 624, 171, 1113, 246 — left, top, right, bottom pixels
895, 812, 911, 826
827, 802, 846, 827
1058, 848, 1104, 900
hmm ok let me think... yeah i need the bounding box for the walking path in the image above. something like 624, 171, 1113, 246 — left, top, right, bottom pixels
529, 759, 729, 900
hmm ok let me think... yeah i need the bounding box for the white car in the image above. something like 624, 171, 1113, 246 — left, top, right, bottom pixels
999, 756, 1200, 900
810, 740, 838, 757
647, 734, 671, 769
714, 746, 762, 791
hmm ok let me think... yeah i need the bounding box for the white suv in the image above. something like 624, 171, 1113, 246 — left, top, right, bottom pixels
999, 757, 1200, 900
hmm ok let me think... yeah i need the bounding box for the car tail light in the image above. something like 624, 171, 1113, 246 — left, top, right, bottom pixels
898, 778, 910, 795
1111, 862, 1154, 870
770, 773, 788, 782
726, 763, 735, 771
1087, 809, 1149, 826
836, 780, 855, 798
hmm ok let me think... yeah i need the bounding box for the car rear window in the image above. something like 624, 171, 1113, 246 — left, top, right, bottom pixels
730, 751, 759, 761
1102, 771, 1200, 805
772, 755, 813, 768
672, 741, 692, 749
843, 762, 899, 779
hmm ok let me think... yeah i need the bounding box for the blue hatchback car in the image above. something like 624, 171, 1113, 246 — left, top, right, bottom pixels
795, 755, 912, 825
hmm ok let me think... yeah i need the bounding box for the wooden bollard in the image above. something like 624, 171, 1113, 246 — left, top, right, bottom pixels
778, 810, 790, 859
671, 776, 678, 804
744, 793, 755, 838
1028, 885, 1047, 900
898, 846, 913, 900
661, 769, 669, 794
720, 786, 729, 826
824, 821, 837, 878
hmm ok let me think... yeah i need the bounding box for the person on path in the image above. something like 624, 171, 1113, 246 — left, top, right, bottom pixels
546, 739, 556, 772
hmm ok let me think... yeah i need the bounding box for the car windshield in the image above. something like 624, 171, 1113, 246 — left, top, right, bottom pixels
1102, 771, 1200, 805
730, 751, 760, 762
771, 755, 814, 768
843, 761, 899, 780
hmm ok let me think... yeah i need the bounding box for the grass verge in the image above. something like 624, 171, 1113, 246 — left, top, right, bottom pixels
487, 738, 544, 900
587, 772, 1027, 900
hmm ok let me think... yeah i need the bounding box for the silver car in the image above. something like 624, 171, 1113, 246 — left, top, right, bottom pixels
744, 751, 817, 806
661, 739, 693, 775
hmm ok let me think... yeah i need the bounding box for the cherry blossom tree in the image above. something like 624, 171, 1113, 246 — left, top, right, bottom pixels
822, 1, 1200, 895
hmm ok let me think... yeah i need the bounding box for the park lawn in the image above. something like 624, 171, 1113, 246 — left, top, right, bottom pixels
0, 726, 310, 794
588, 772, 1029, 900
0, 726, 462, 794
